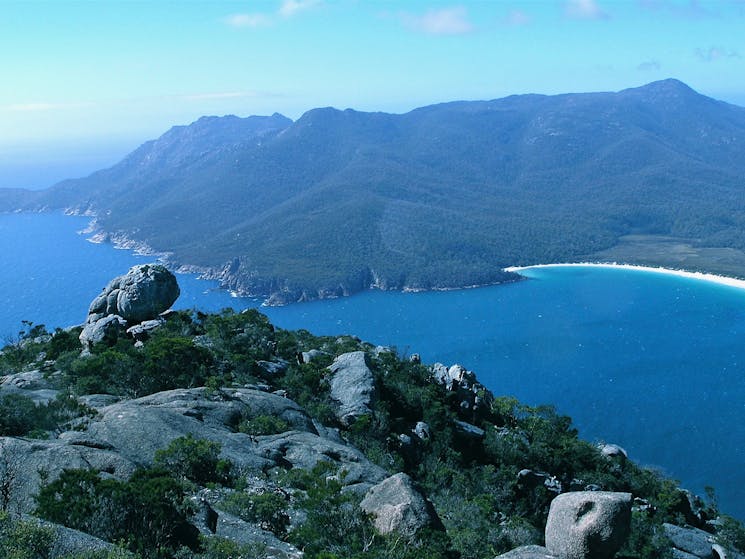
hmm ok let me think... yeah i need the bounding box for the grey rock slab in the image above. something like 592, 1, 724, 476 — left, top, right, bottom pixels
495, 545, 557, 559
256, 431, 386, 487
84, 388, 317, 471
79, 314, 127, 349
126, 318, 164, 340
328, 351, 374, 426
663, 523, 716, 558
0, 370, 46, 389
0, 437, 137, 514
212, 507, 303, 559
545, 491, 632, 559
454, 419, 485, 439
673, 550, 708, 559
360, 472, 442, 537
257, 359, 289, 375
600, 443, 628, 459
300, 349, 327, 363
77, 393, 121, 408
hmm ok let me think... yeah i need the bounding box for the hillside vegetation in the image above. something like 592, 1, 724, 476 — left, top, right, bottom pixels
0, 308, 743, 559
3, 79, 745, 302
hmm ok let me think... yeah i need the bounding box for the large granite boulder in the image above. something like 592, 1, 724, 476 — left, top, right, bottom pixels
86, 263, 180, 324
328, 351, 374, 426
79, 314, 127, 350
545, 491, 632, 559
359, 472, 442, 537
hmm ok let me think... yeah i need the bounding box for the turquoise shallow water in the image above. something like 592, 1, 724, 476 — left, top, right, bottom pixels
2, 212, 744, 519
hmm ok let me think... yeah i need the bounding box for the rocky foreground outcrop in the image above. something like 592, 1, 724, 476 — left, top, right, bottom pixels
80, 263, 179, 350
0, 386, 387, 516
328, 351, 374, 426
497, 491, 632, 559
1, 269, 742, 559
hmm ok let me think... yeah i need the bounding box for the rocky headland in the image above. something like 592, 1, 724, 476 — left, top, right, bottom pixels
0, 265, 743, 559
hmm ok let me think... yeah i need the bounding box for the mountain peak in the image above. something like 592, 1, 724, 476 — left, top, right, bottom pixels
622, 78, 700, 101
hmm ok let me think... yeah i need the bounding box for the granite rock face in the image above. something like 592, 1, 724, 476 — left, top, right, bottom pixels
79, 314, 127, 349
328, 351, 374, 426
86, 263, 179, 324
663, 523, 716, 559
360, 472, 442, 537
0, 386, 388, 518
81, 264, 179, 350
545, 491, 632, 559
496, 546, 557, 559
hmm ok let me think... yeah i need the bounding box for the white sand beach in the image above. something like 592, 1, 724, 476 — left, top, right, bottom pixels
504, 262, 745, 291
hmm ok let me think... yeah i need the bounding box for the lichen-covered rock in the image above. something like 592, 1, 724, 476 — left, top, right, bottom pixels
126, 318, 165, 340
545, 491, 632, 559
663, 523, 715, 558
0, 437, 137, 514
495, 545, 557, 559
86, 263, 179, 324
328, 351, 374, 426
83, 388, 316, 471
600, 444, 628, 460
359, 472, 442, 537
256, 430, 386, 489
79, 314, 127, 350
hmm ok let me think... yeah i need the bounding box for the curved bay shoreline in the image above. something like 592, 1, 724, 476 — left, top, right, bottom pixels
505, 262, 745, 292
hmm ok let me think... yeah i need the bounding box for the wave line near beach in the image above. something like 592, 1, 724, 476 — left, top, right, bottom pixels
505, 262, 745, 291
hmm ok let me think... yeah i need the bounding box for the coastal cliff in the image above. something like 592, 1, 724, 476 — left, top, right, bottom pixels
0, 266, 743, 559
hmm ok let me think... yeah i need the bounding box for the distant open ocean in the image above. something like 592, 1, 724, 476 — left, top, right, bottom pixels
2, 212, 744, 520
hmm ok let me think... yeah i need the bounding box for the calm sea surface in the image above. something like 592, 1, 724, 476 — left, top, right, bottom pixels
2, 212, 744, 519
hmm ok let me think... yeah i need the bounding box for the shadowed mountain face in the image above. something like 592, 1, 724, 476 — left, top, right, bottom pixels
5, 79, 745, 303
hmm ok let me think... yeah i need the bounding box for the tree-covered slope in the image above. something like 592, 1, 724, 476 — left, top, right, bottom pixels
5, 79, 745, 302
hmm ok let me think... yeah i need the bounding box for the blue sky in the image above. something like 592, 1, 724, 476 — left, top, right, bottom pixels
1, 0, 744, 188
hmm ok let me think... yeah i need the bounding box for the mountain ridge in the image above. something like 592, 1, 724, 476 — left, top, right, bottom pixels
3, 79, 745, 304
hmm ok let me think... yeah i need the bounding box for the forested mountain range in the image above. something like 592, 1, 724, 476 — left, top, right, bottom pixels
5, 79, 745, 303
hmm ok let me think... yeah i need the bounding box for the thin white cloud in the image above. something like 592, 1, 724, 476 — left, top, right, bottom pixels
223, 13, 272, 28
401, 6, 475, 35
565, 0, 610, 19
278, 0, 321, 18
637, 60, 661, 71
505, 10, 531, 26
223, 0, 321, 29
695, 46, 741, 62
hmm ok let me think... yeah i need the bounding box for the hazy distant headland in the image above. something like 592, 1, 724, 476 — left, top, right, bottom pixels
3, 79, 745, 304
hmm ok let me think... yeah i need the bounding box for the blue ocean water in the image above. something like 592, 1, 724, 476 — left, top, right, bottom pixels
266, 270, 745, 520
0, 212, 245, 339
1, 212, 744, 520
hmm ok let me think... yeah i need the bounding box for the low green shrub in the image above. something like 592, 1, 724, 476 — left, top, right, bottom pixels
238, 414, 289, 436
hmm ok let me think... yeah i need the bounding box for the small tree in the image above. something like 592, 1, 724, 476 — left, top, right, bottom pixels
154, 434, 231, 486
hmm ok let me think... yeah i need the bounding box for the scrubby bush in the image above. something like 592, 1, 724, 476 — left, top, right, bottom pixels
220, 491, 289, 536
0, 510, 55, 559
238, 414, 289, 436
35, 467, 199, 559
154, 434, 232, 487
0, 392, 95, 437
